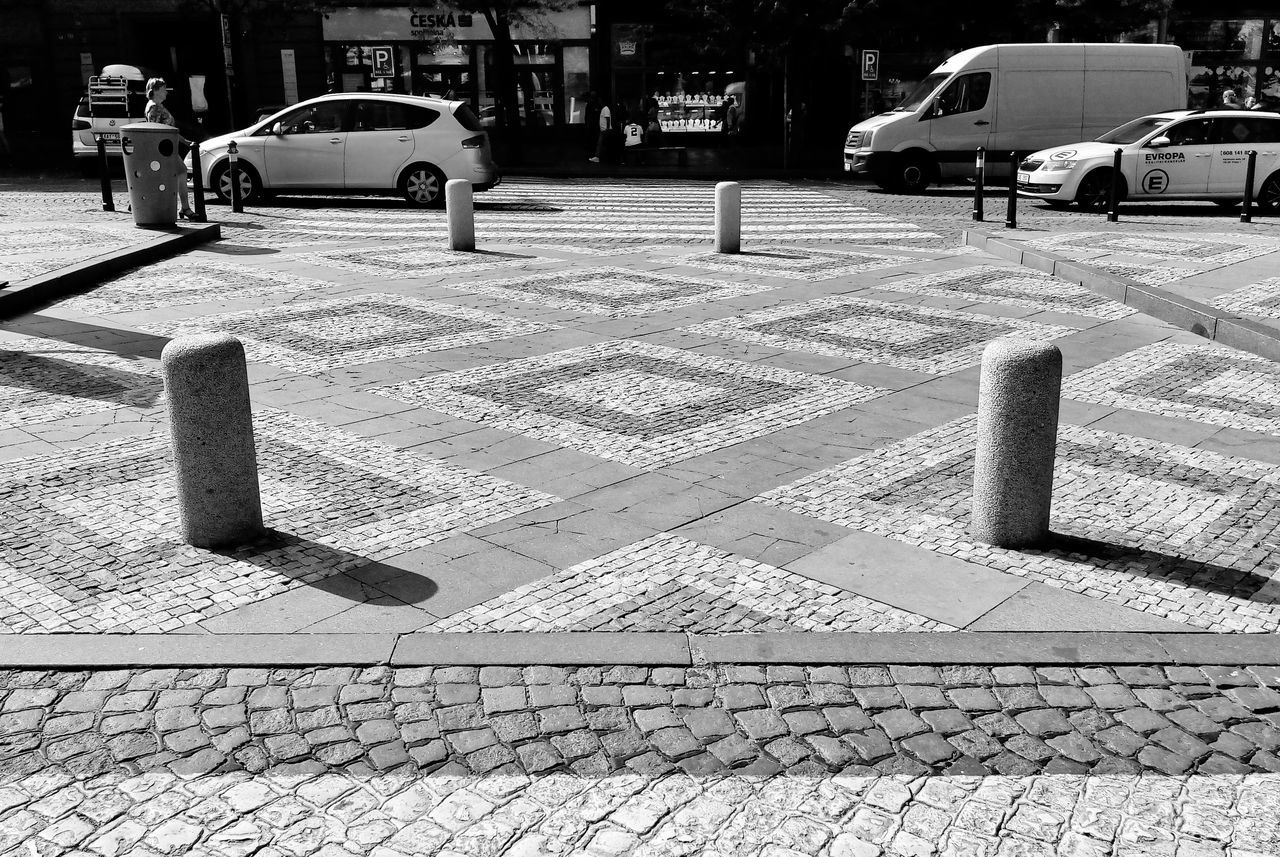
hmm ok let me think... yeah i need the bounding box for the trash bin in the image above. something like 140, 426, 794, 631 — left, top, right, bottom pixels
120, 122, 180, 228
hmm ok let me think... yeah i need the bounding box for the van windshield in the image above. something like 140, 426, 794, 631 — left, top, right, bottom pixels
894, 73, 951, 112
1095, 116, 1174, 144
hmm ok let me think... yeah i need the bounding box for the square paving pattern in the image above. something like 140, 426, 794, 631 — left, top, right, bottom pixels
56, 257, 331, 314
1210, 276, 1280, 319
881, 265, 1133, 320
439, 266, 777, 317
1062, 342, 1280, 436
295, 246, 540, 279
0, 409, 558, 633
758, 415, 1280, 632
373, 339, 888, 470
0, 336, 163, 430
683, 296, 1077, 375
659, 245, 915, 281
140, 293, 553, 374
421, 532, 953, 633
1024, 232, 1280, 266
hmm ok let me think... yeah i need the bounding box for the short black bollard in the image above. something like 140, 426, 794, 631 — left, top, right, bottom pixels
973, 147, 986, 222
1004, 151, 1017, 229
189, 141, 207, 223
228, 139, 243, 214
1242, 150, 1258, 224
1107, 148, 1122, 223
95, 135, 114, 212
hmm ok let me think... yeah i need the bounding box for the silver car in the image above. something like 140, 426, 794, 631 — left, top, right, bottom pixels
191, 92, 500, 208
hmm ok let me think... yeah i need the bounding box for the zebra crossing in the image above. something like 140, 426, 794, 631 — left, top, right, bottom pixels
222, 179, 946, 249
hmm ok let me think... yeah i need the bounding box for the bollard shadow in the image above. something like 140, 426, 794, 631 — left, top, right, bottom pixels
474, 201, 563, 213
0, 347, 163, 406
202, 243, 281, 256
223, 529, 438, 606
1033, 530, 1272, 601
1, 316, 172, 361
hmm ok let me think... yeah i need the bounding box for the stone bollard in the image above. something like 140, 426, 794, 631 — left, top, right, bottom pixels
715, 181, 741, 254
446, 179, 475, 251
161, 333, 264, 548
971, 338, 1062, 548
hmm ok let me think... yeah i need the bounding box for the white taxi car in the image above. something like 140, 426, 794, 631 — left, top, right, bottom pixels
191, 92, 500, 208
1017, 109, 1280, 212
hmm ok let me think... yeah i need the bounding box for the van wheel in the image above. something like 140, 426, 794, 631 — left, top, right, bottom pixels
400, 164, 446, 208
211, 161, 262, 206
897, 153, 933, 194
1257, 172, 1280, 214
1074, 169, 1117, 212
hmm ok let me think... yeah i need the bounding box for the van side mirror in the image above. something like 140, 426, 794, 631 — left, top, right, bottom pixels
1147, 136, 1170, 148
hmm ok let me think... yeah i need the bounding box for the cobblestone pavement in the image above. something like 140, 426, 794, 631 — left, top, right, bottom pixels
5, 664, 1280, 854
2, 178, 1280, 636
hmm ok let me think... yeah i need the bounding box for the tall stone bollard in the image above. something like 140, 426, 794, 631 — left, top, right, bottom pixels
715, 181, 741, 254
446, 179, 475, 252
161, 334, 264, 548
971, 339, 1062, 548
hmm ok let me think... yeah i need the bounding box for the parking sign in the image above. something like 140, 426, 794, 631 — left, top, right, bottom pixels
371, 46, 394, 78
861, 50, 879, 81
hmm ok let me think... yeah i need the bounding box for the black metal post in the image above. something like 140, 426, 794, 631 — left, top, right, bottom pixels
1107, 148, 1122, 223
189, 141, 207, 223
95, 136, 114, 212
1242, 150, 1258, 224
228, 140, 242, 214
973, 147, 986, 222
1004, 151, 1017, 229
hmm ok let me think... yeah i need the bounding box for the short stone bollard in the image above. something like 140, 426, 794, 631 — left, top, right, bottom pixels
161, 333, 264, 548
971, 338, 1062, 548
446, 179, 475, 252
715, 181, 741, 254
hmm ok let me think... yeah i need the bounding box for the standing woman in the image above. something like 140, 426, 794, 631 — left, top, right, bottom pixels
144, 78, 194, 219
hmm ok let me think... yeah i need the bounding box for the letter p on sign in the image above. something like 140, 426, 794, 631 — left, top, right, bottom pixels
372, 46, 394, 78
861, 50, 879, 82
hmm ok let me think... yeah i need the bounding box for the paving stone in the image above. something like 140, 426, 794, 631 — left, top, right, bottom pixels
853, 687, 904, 710
845, 730, 894, 764
683, 708, 735, 740
873, 709, 928, 740
1227, 686, 1280, 713
1014, 709, 1072, 737
898, 685, 949, 710
782, 710, 828, 736
1083, 685, 1139, 710
1165, 707, 1223, 738
1094, 725, 1147, 757
1116, 708, 1173, 735
824, 706, 875, 735
946, 688, 1000, 712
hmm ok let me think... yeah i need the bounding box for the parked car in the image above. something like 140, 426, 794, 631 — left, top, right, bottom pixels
843, 43, 1187, 193
71, 64, 154, 173
190, 92, 500, 207
1017, 109, 1280, 211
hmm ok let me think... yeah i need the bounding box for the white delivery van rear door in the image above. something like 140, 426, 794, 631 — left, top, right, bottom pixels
1081, 45, 1186, 139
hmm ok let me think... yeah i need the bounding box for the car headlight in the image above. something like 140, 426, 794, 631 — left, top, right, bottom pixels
1040, 160, 1078, 172
861, 129, 873, 148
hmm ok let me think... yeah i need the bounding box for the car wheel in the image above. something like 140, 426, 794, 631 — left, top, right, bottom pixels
1074, 169, 1116, 212
211, 160, 262, 206
1257, 172, 1280, 215
399, 164, 446, 208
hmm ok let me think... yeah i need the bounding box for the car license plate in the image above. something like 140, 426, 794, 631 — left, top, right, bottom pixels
99, 133, 120, 143
1016, 171, 1030, 183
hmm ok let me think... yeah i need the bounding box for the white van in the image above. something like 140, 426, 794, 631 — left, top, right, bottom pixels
843, 43, 1187, 193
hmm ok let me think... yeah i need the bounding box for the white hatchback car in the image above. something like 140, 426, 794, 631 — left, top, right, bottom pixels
1017, 109, 1280, 212
191, 92, 500, 207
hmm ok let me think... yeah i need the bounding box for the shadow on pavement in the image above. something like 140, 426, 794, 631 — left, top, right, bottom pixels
0, 349, 162, 406
0, 316, 172, 360
1043, 531, 1271, 600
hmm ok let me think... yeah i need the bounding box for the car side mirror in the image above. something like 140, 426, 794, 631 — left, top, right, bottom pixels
1147, 136, 1170, 148
271, 121, 285, 136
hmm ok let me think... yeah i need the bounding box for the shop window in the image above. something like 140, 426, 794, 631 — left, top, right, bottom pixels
562, 45, 590, 123
352, 101, 439, 131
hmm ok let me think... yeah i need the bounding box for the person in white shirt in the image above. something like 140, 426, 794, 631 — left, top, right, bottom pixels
589, 100, 613, 163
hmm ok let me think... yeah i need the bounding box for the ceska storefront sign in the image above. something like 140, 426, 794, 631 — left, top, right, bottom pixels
322, 6, 590, 42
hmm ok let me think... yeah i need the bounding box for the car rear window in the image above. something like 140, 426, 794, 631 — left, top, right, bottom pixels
353, 101, 440, 131
452, 104, 485, 132
1214, 117, 1280, 144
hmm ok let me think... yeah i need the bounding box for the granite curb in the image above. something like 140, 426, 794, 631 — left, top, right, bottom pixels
0, 222, 221, 317
1, 632, 1278, 667
963, 227, 1280, 362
